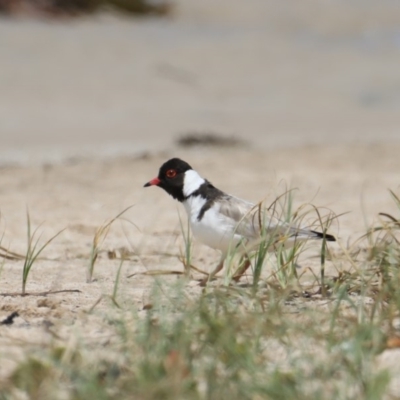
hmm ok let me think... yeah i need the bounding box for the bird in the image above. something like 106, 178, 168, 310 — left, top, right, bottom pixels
144, 158, 336, 285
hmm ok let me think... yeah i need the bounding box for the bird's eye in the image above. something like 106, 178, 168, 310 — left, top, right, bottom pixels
166, 169, 177, 178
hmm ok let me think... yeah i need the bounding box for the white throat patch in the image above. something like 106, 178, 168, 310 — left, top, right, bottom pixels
183, 170, 205, 197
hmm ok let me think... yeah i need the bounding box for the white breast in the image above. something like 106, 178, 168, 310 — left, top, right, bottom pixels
183, 196, 241, 255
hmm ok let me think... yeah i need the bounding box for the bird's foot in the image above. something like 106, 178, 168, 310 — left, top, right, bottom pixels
232, 258, 251, 282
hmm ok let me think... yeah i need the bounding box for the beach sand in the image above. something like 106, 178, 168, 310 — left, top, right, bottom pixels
0, 0, 400, 390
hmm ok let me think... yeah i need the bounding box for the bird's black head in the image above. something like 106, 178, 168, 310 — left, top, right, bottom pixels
144, 158, 193, 202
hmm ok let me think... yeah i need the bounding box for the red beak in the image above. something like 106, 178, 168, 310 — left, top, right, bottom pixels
144, 177, 161, 187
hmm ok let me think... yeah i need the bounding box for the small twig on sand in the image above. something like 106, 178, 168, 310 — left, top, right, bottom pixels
0, 289, 81, 297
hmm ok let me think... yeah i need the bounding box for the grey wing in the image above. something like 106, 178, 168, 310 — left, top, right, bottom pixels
217, 195, 283, 238
217, 195, 254, 225
217, 195, 316, 240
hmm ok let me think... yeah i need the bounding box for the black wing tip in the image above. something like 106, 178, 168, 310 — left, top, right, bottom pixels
311, 230, 336, 242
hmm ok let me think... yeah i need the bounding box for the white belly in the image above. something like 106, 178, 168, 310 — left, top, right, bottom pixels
183, 198, 239, 255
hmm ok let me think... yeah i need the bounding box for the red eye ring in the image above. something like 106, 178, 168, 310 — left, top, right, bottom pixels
166, 169, 177, 178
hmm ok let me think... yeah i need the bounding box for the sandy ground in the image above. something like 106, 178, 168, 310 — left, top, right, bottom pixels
0, 144, 399, 370
1, 0, 400, 393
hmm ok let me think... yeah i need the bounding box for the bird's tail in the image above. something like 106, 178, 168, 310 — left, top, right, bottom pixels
310, 230, 336, 242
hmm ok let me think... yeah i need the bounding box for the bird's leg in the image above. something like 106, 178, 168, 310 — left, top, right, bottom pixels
232, 254, 251, 282
199, 256, 225, 287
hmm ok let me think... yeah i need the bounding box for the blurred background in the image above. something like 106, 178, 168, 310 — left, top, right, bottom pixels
0, 0, 400, 165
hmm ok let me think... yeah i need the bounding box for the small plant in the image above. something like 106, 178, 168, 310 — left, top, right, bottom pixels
22, 211, 64, 295
88, 256, 126, 312
110, 258, 125, 307
264, 191, 302, 288
178, 210, 192, 277
356, 190, 400, 303
87, 206, 133, 283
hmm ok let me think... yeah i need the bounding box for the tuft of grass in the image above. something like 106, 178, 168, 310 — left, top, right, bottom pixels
110, 258, 125, 308
178, 210, 192, 277
22, 211, 64, 295
87, 206, 133, 283
87, 257, 126, 312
